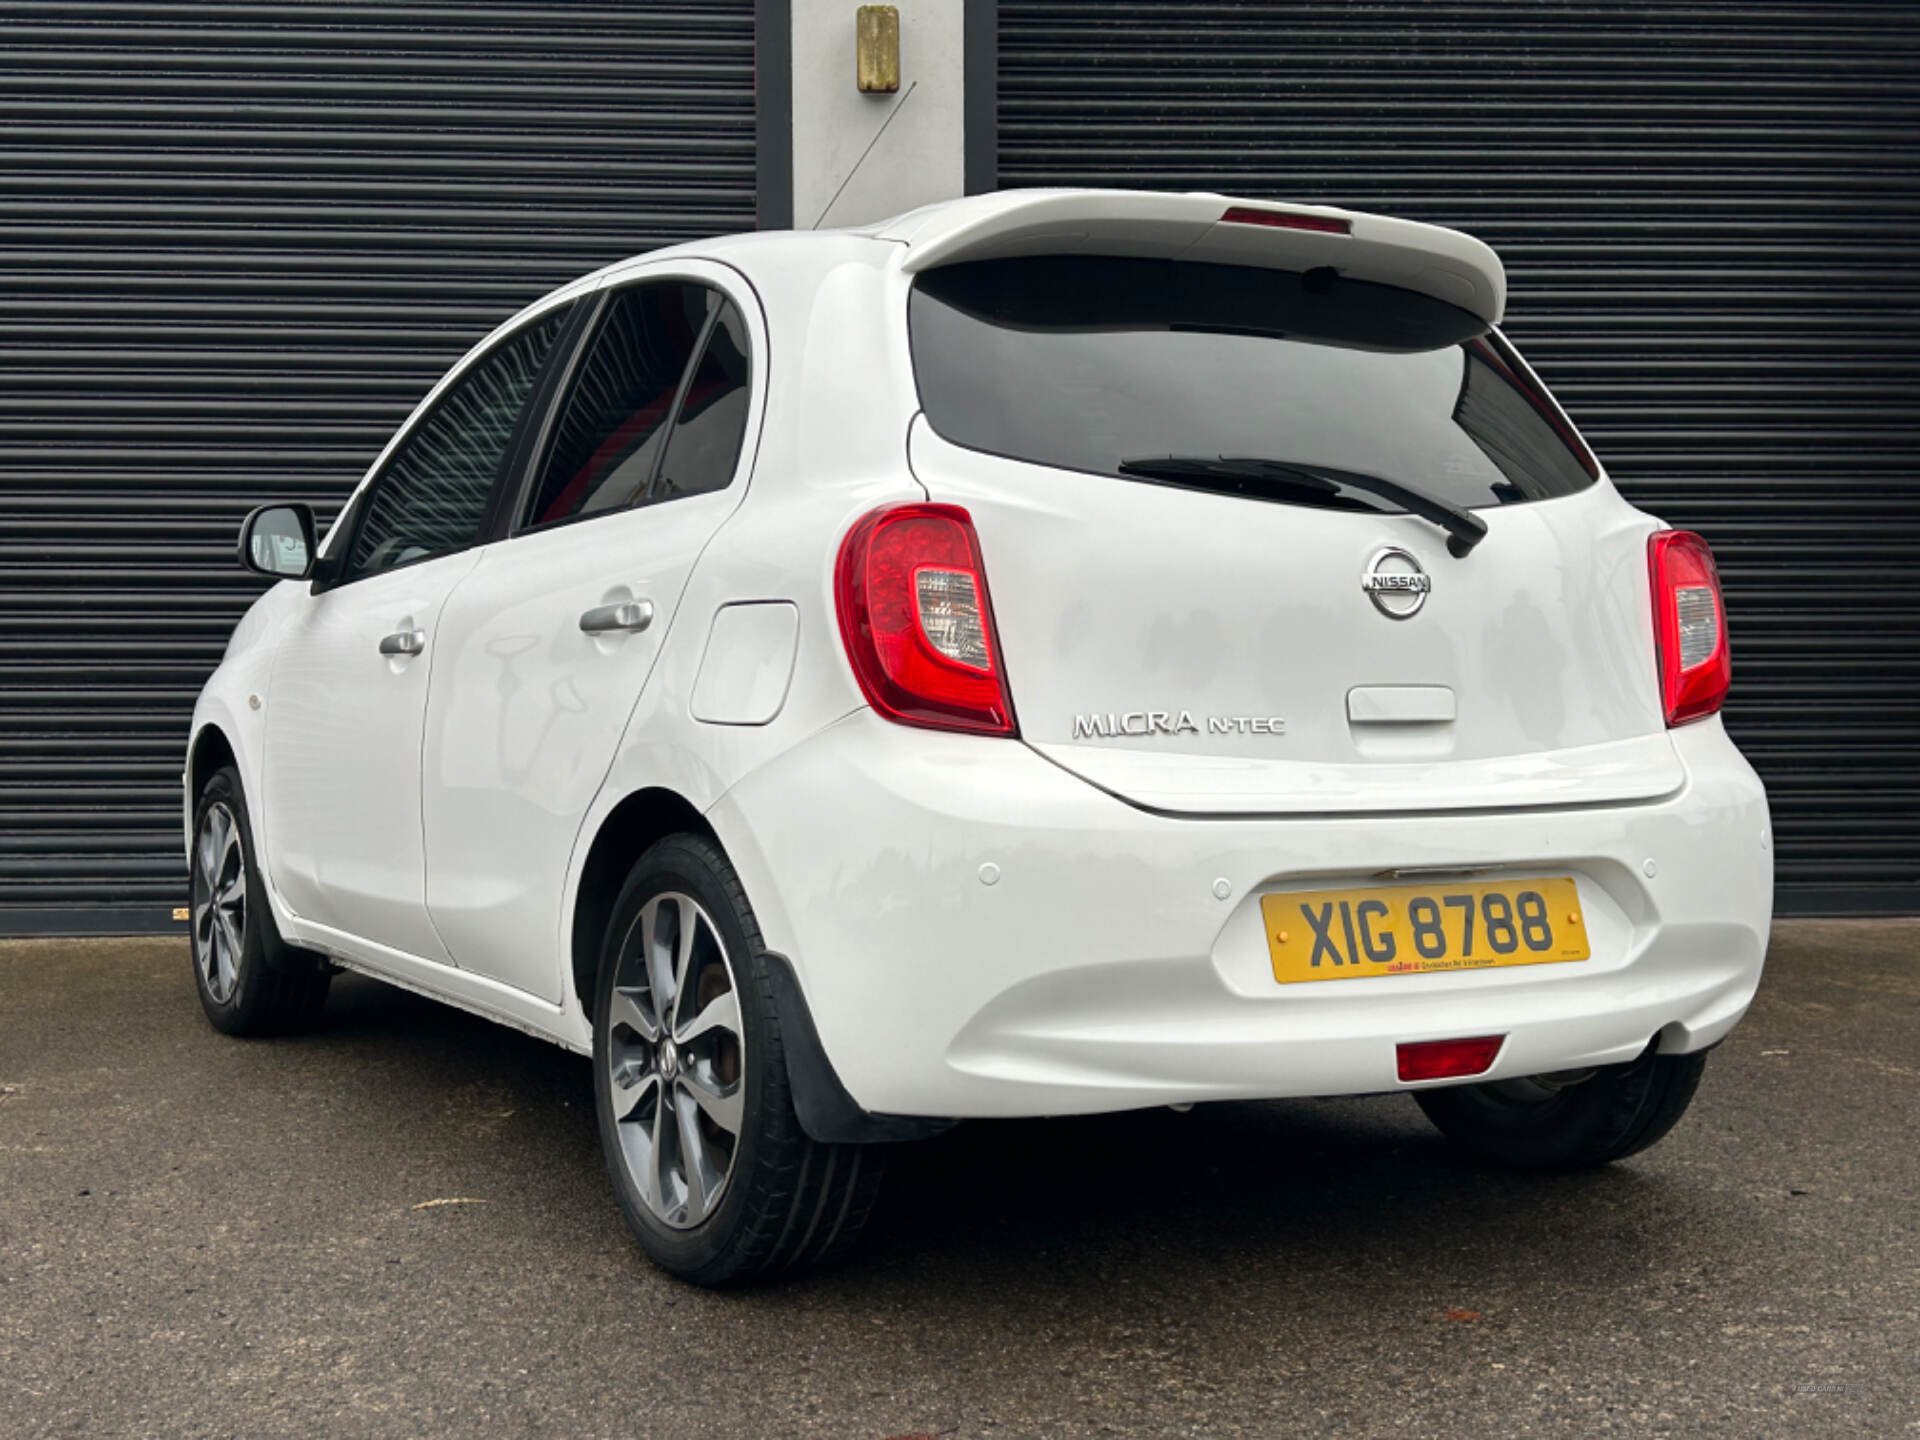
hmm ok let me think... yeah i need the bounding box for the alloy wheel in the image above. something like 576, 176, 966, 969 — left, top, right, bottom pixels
604, 891, 746, 1229
192, 801, 246, 1004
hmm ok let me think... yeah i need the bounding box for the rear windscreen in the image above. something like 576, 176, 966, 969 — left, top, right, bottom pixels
908, 255, 1598, 512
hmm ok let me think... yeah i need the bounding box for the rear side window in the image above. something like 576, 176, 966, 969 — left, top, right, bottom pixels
909, 256, 1597, 512
654, 299, 751, 502
522, 280, 712, 529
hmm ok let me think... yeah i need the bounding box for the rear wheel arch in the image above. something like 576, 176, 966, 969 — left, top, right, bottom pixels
570, 789, 950, 1152
570, 787, 718, 1015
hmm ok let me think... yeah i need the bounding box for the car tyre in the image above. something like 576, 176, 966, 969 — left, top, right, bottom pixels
592, 833, 884, 1286
189, 765, 331, 1036
1414, 1043, 1708, 1171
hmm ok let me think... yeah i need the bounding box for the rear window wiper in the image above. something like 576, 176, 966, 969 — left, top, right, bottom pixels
1117, 454, 1488, 557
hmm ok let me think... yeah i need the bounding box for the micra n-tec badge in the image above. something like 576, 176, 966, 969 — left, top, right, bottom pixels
1072, 710, 1285, 739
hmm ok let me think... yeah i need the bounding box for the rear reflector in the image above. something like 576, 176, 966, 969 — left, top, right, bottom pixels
1219, 205, 1351, 235
1648, 530, 1731, 727
1397, 1036, 1504, 1083
835, 503, 1017, 736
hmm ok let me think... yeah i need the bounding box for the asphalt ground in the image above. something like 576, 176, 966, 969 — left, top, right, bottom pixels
1, 921, 1914, 1439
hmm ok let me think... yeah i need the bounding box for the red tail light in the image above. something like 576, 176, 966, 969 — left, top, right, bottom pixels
1219, 205, 1352, 235
1648, 530, 1731, 726
1397, 1036, 1504, 1083
835, 503, 1017, 736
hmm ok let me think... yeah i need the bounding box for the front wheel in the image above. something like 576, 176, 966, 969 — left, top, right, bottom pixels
1414, 1044, 1708, 1171
189, 765, 331, 1036
591, 834, 883, 1286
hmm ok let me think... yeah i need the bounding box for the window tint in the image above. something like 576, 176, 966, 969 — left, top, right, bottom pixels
1453, 333, 1598, 500
654, 299, 751, 502
345, 305, 571, 581
909, 256, 1598, 514
522, 281, 711, 529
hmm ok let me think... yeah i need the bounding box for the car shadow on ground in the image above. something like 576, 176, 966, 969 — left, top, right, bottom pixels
301, 970, 1746, 1319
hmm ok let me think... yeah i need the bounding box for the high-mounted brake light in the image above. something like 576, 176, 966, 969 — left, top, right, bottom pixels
1648, 530, 1731, 727
835, 504, 1017, 736
1397, 1036, 1504, 1083
1219, 205, 1352, 236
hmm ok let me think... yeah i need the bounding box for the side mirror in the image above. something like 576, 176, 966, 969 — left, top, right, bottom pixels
238, 503, 317, 580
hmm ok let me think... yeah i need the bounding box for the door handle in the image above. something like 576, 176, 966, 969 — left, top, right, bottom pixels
378, 629, 426, 657
579, 600, 654, 635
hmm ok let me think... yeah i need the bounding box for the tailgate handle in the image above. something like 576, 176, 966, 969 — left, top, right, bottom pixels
1347, 686, 1456, 724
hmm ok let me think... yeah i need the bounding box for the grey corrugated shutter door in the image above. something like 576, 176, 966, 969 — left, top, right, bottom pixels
999, 1, 1920, 915
0, 1, 757, 934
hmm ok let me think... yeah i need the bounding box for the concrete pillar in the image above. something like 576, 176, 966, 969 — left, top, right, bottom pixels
760, 1, 992, 232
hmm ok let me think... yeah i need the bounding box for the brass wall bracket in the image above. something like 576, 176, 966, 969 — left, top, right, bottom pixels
856, 5, 900, 93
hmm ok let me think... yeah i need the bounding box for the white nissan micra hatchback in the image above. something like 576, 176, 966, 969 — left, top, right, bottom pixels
188, 189, 1773, 1285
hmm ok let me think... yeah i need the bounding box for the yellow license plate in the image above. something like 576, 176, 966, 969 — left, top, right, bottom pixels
1261, 877, 1590, 984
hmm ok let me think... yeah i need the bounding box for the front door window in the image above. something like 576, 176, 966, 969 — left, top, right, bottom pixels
344, 305, 573, 580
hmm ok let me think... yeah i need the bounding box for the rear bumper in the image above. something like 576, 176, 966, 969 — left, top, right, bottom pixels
710, 712, 1772, 1119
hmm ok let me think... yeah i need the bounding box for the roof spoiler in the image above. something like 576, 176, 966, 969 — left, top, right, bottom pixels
883, 189, 1505, 326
